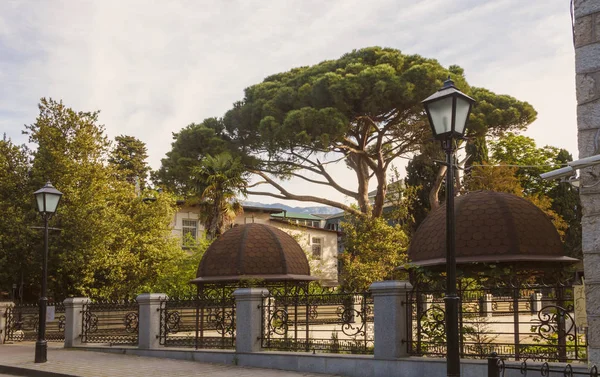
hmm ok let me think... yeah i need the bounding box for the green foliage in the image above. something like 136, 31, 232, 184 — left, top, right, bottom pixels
490, 133, 560, 195
109, 135, 151, 189
151, 234, 211, 297
190, 152, 247, 239
152, 119, 228, 195
157, 47, 535, 218
339, 215, 408, 291
404, 143, 445, 230
0, 98, 192, 301
0, 135, 35, 300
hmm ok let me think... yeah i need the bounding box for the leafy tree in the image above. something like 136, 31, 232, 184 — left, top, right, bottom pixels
191, 152, 247, 239
0, 136, 36, 300
489, 133, 560, 195
405, 143, 445, 230
109, 135, 151, 189
23, 98, 187, 300
159, 47, 535, 218
338, 215, 408, 291
152, 119, 228, 195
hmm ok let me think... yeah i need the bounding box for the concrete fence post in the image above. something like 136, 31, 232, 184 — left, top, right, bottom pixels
0, 302, 14, 344
530, 293, 543, 314
63, 297, 90, 347
420, 294, 433, 313
370, 280, 413, 359
233, 288, 269, 353
480, 294, 493, 317
137, 293, 166, 350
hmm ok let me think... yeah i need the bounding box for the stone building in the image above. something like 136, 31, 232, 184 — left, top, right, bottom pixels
575, 0, 600, 364
172, 203, 340, 287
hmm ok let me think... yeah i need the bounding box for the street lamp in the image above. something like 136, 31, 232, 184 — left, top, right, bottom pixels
422, 77, 474, 377
33, 181, 63, 363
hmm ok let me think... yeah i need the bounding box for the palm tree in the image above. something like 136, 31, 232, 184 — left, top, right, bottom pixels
191, 152, 247, 239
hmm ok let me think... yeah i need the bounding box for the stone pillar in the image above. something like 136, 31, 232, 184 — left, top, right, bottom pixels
420, 294, 434, 313
530, 293, 543, 314
63, 297, 89, 347
480, 294, 493, 317
575, 0, 600, 365
0, 302, 14, 344
233, 288, 268, 353
137, 293, 165, 350
370, 281, 413, 359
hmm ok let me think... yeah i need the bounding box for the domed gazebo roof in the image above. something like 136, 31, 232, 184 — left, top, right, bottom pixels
191, 223, 316, 284
408, 191, 578, 268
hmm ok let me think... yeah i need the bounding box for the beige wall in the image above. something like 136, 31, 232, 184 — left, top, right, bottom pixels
266, 221, 338, 286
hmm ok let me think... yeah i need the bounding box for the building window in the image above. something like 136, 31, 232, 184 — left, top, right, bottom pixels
182, 219, 198, 246
311, 237, 322, 260
312, 221, 320, 228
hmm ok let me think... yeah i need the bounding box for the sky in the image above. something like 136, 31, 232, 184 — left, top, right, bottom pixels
0, 0, 577, 207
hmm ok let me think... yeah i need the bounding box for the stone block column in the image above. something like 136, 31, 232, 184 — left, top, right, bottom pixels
370, 281, 413, 359
137, 293, 166, 350
0, 302, 14, 344
233, 288, 268, 353
575, 0, 600, 365
63, 297, 89, 347
530, 293, 543, 314
480, 294, 493, 317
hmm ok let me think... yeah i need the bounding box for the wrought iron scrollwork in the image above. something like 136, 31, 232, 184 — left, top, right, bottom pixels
337, 306, 365, 337
268, 309, 288, 336
207, 308, 235, 336
58, 315, 66, 332
165, 311, 181, 333
83, 311, 99, 334
536, 305, 576, 341
124, 312, 139, 333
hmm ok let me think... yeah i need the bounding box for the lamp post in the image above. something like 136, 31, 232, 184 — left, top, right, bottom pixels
33, 181, 63, 363
422, 78, 474, 377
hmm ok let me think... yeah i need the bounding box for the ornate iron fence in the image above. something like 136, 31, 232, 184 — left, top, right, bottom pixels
81, 300, 138, 345
488, 353, 598, 377
158, 293, 235, 349
406, 284, 587, 362
261, 291, 373, 354
3, 303, 65, 343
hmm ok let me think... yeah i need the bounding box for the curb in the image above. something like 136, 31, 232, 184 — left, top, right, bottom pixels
0, 364, 80, 377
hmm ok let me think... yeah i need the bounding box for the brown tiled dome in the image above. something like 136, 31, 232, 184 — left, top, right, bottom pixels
191, 223, 315, 283
408, 191, 578, 267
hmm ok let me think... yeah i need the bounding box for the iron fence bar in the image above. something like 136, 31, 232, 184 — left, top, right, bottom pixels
305, 291, 309, 352
557, 284, 567, 362
512, 286, 520, 360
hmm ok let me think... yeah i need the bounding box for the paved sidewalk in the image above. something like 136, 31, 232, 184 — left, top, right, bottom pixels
0, 344, 340, 377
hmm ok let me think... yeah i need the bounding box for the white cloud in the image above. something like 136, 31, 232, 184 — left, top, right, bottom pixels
0, 0, 578, 206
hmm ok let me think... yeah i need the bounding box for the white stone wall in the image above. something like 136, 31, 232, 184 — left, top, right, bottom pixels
575, 0, 600, 364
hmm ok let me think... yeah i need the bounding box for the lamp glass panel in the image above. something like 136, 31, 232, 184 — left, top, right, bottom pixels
35, 194, 45, 213
427, 97, 453, 136
44, 194, 61, 213
454, 96, 471, 135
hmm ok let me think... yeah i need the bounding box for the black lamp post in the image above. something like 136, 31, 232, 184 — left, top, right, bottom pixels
422, 78, 474, 377
33, 181, 62, 363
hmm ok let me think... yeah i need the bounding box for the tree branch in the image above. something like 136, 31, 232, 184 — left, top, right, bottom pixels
249, 170, 366, 218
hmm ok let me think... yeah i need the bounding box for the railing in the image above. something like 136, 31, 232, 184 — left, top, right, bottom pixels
406, 285, 587, 362
3, 303, 65, 343
81, 300, 139, 345
261, 291, 373, 354
488, 353, 598, 377
158, 295, 235, 349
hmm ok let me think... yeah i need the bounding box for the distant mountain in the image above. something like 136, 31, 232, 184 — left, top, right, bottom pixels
242, 201, 343, 215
